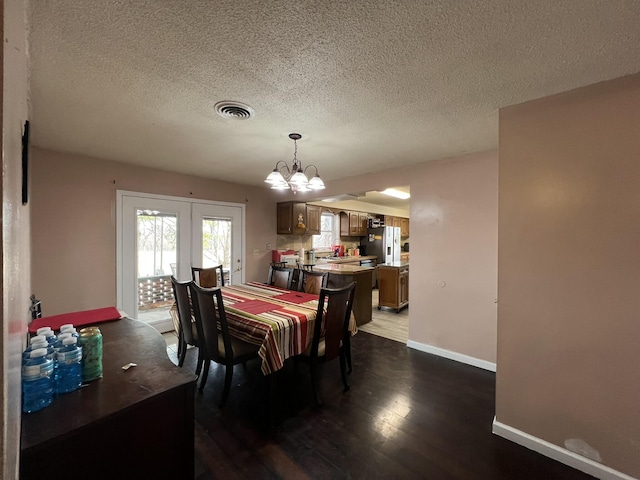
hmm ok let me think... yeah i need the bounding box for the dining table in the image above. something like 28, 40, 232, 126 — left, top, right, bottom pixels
219, 281, 357, 375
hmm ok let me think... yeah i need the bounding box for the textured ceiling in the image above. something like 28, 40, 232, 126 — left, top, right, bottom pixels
29, 1, 640, 198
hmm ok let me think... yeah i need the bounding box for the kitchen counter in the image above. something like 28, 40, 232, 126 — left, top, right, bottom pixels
311, 264, 374, 326
378, 263, 409, 312
317, 255, 377, 264
313, 263, 375, 274
378, 260, 409, 268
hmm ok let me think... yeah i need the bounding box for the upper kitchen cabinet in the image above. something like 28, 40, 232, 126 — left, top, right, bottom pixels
400, 217, 409, 237
339, 211, 368, 237
385, 215, 409, 237
305, 204, 321, 235
277, 202, 321, 235
384, 215, 400, 228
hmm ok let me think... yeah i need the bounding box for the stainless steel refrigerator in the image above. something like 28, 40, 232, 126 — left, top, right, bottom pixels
361, 226, 401, 265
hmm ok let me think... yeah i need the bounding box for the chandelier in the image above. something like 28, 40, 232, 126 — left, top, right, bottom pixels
264, 133, 325, 194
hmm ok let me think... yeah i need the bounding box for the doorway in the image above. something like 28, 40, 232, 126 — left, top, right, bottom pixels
117, 191, 245, 332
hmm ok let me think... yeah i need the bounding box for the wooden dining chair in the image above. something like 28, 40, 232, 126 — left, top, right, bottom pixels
299, 282, 356, 406
170, 277, 205, 376
298, 270, 328, 295
192, 265, 225, 288
188, 283, 260, 407
267, 265, 294, 289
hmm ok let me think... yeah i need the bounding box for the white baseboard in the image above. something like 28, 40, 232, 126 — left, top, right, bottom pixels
492, 419, 637, 480
406, 340, 496, 372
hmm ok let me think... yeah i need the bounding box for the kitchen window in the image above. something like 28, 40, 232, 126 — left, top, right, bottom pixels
313, 212, 337, 252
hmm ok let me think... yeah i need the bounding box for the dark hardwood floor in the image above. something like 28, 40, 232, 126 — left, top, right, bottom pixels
173, 332, 595, 479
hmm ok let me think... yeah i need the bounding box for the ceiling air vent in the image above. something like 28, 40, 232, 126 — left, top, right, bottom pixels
214, 101, 254, 120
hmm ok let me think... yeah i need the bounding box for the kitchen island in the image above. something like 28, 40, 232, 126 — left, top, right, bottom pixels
377, 261, 409, 313
313, 263, 374, 326
319, 255, 378, 265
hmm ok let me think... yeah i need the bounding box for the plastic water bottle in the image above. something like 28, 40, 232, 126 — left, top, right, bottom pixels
59, 324, 79, 339
23, 335, 50, 361
22, 347, 54, 413
36, 327, 57, 346
55, 337, 83, 394
53, 332, 73, 351
29, 334, 48, 345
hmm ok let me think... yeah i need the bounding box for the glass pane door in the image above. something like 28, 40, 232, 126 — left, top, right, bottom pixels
192, 202, 244, 286
118, 194, 191, 332
201, 217, 231, 284
118, 192, 245, 332
136, 210, 178, 326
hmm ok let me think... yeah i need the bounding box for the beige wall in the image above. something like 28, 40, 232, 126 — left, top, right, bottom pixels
497, 73, 640, 477
318, 151, 499, 364
31, 148, 276, 315
2, 0, 30, 477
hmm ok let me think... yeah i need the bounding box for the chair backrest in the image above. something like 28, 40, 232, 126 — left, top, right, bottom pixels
299, 270, 328, 294
192, 265, 224, 287
170, 276, 197, 345
310, 282, 356, 362
267, 266, 294, 290
188, 283, 232, 361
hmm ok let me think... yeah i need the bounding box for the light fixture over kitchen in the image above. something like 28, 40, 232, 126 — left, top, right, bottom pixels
264, 133, 325, 194
380, 188, 410, 200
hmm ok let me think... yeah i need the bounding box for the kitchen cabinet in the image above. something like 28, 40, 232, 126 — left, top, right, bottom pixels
306, 204, 321, 235
377, 263, 409, 312
400, 217, 409, 237
384, 215, 394, 228
359, 212, 369, 235
384, 215, 409, 236
339, 211, 368, 236
277, 202, 321, 235
384, 215, 402, 229
349, 211, 360, 235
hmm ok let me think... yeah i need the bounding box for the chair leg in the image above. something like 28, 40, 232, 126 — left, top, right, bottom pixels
194, 348, 204, 377
178, 341, 187, 367
199, 360, 210, 392
220, 363, 234, 407
340, 352, 350, 392
310, 360, 322, 406
345, 336, 353, 374
176, 330, 184, 358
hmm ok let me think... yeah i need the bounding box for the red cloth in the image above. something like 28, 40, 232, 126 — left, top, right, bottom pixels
273, 292, 319, 304
29, 307, 122, 333
229, 300, 278, 315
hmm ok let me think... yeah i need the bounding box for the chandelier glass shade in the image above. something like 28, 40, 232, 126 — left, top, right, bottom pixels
264, 133, 325, 194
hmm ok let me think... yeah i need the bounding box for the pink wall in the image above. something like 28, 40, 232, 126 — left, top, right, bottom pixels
31, 148, 276, 315
408, 154, 497, 362
320, 151, 499, 364
497, 73, 640, 477
1, 0, 30, 476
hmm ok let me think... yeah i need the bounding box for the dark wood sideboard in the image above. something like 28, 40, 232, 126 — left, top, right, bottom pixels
21, 318, 197, 479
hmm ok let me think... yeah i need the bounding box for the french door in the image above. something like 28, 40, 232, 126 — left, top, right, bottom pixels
116, 191, 245, 332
